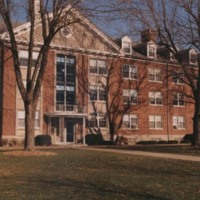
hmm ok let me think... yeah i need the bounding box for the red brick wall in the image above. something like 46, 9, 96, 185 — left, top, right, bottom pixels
116, 58, 194, 139
42, 50, 55, 134
2, 49, 16, 136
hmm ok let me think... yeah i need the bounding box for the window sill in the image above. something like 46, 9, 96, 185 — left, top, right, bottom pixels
123, 128, 139, 130
148, 80, 163, 83
149, 104, 163, 106
17, 127, 41, 130
89, 100, 106, 103
173, 128, 185, 130
123, 77, 137, 81
172, 83, 184, 85
89, 73, 107, 76
89, 127, 107, 129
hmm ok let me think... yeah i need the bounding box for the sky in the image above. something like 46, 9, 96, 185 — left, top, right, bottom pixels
8, 0, 135, 40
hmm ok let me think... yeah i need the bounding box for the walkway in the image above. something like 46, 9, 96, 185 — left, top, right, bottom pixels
81, 147, 200, 162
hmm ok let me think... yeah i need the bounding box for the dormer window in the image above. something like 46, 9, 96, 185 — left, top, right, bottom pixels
190, 52, 197, 65
148, 44, 156, 58
121, 36, 132, 55
123, 42, 131, 54
170, 53, 176, 61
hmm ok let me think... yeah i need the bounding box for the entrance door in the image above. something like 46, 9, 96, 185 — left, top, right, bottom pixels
66, 121, 74, 143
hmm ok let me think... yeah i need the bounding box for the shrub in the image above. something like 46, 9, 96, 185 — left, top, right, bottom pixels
136, 140, 158, 145
180, 140, 191, 144
158, 140, 168, 144
181, 134, 193, 143
100, 141, 114, 145
167, 140, 179, 144
9, 139, 18, 147
8, 138, 23, 147
35, 135, 52, 146
1, 138, 9, 146
85, 134, 103, 145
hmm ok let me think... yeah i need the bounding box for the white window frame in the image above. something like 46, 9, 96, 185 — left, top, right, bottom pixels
89, 59, 107, 75
17, 110, 25, 128
90, 85, 106, 102
89, 113, 107, 128
123, 89, 138, 104
173, 116, 185, 129
149, 115, 163, 129
19, 50, 39, 68
123, 41, 132, 54
170, 52, 176, 61
190, 51, 197, 65
148, 68, 162, 82
148, 44, 156, 58
173, 92, 185, 107
17, 110, 40, 128
122, 64, 137, 80
172, 71, 184, 84
123, 114, 138, 130
149, 92, 162, 105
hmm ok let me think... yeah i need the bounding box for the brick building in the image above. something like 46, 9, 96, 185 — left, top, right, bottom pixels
0, 7, 195, 145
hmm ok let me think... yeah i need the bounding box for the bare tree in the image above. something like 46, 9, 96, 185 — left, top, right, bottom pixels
0, 0, 85, 150
78, 55, 146, 144
114, 0, 200, 145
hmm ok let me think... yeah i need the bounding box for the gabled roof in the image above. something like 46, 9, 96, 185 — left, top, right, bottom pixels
0, 4, 122, 55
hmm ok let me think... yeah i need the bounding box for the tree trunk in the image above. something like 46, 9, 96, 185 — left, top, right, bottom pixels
192, 99, 200, 146
109, 122, 117, 143
192, 114, 200, 146
24, 103, 36, 151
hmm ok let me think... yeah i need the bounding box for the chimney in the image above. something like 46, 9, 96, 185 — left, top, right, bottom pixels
141, 29, 157, 43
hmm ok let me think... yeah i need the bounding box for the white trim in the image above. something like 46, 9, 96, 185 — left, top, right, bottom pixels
1, 5, 121, 55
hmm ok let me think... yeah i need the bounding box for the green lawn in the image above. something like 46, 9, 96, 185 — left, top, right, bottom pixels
0, 148, 200, 200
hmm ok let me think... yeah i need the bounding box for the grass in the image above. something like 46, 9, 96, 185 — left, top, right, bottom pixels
0, 148, 200, 200
98, 144, 200, 156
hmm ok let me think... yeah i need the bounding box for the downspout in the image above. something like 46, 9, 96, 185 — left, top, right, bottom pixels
166, 62, 170, 142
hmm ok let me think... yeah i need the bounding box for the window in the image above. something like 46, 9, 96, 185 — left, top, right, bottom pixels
99, 114, 107, 127
123, 41, 132, 54
173, 92, 184, 106
149, 115, 163, 129
89, 59, 107, 75
172, 71, 184, 84
17, 111, 40, 128
35, 111, 40, 128
173, 116, 185, 129
190, 53, 197, 64
18, 111, 25, 127
149, 92, 162, 105
90, 86, 106, 101
170, 53, 176, 61
123, 114, 138, 129
123, 89, 138, 104
148, 45, 156, 58
56, 55, 76, 106
19, 50, 38, 67
148, 68, 162, 82
122, 64, 137, 79
89, 113, 107, 128
89, 114, 97, 127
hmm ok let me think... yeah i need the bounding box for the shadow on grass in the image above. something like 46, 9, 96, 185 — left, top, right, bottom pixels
94, 144, 200, 156
30, 177, 171, 200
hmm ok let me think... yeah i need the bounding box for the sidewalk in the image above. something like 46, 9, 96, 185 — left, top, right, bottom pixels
81, 147, 200, 162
